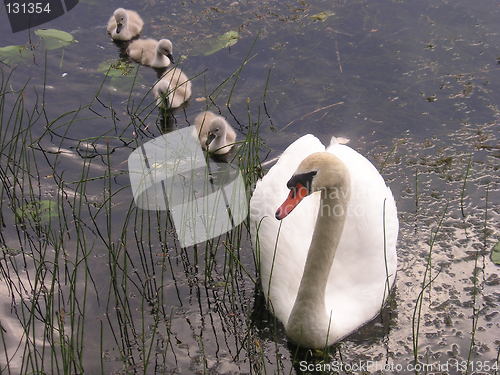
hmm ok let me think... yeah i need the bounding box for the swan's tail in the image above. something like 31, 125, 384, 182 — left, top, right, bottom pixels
329, 136, 350, 146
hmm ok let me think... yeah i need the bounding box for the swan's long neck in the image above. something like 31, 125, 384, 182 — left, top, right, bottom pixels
286, 185, 349, 346
155, 50, 165, 65
210, 132, 226, 152
118, 15, 129, 33
208, 125, 230, 154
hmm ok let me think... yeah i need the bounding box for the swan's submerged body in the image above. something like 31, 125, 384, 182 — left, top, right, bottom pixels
250, 135, 398, 348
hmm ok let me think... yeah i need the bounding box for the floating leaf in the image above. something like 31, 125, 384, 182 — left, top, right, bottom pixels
192, 31, 239, 56
16, 200, 59, 224
35, 28, 75, 50
491, 241, 500, 266
0, 45, 33, 64
310, 11, 335, 22
98, 59, 135, 78
213, 281, 228, 288
97, 59, 140, 91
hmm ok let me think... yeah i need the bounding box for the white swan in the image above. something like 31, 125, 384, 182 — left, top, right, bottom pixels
127, 39, 174, 68
152, 68, 192, 109
107, 8, 144, 41
194, 111, 236, 155
250, 135, 398, 348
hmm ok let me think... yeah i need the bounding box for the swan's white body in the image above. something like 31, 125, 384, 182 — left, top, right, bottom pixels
250, 135, 398, 347
194, 111, 236, 154
107, 8, 143, 41
127, 39, 173, 68
153, 68, 192, 109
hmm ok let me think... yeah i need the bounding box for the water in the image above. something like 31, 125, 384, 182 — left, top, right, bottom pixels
0, 0, 498, 374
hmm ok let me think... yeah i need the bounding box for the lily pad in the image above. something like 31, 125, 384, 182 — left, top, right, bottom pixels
97, 59, 140, 91
192, 31, 239, 56
35, 28, 75, 50
98, 59, 136, 78
16, 200, 59, 224
0, 45, 33, 64
491, 241, 500, 266
310, 11, 335, 22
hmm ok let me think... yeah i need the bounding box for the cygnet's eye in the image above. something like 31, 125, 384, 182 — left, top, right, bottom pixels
214, 128, 220, 133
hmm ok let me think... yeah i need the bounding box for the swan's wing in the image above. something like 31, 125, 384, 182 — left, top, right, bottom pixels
324, 139, 398, 337
170, 83, 191, 108
127, 39, 156, 64
194, 111, 215, 141
106, 15, 116, 34
128, 23, 142, 37
127, 10, 144, 32
170, 71, 191, 101
250, 134, 324, 325
174, 79, 192, 108
224, 119, 237, 145
153, 70, 191, 108
383, 186, 398, 274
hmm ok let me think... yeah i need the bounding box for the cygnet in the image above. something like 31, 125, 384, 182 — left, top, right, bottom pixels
194, 111, 236, 155
127, 39, 174, 68
107, 8, 144, 41
153, 68, 192, 109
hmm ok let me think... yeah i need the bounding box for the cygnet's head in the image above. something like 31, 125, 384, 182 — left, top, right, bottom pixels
158, 39, 174, 64
113, 8, 128, 33
205, 118, 228, 153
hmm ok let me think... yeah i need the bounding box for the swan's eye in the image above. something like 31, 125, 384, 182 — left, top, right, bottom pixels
286, 170, 317, 191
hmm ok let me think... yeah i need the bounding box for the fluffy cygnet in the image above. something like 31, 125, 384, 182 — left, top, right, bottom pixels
194, 111, 236, 155
153, 68, 192, 109
127, 39, 174, 68
107, 8, 144, 41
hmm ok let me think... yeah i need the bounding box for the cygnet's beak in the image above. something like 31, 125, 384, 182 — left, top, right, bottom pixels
116, 23, 123, 34
206, 133, 216, 147
167, 53, 175, 64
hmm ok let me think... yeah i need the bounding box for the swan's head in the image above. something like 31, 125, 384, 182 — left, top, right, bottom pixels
113, 8, 128, 33
158, 39, 174, 64
205, 118, 233, 154
275, 152, 349, 220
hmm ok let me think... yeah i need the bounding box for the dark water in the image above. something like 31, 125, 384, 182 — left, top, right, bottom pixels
0, 0, 498, 374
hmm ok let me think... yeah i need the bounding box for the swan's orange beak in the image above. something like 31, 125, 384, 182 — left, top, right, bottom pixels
275, 183, 309, 220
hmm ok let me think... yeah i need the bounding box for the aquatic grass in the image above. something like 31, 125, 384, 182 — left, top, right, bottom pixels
0, 58, 154, 373
411, 202, 448, 369
464, 177, 488, 375
460, 153, 473, 219
380, 198, 393, 316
